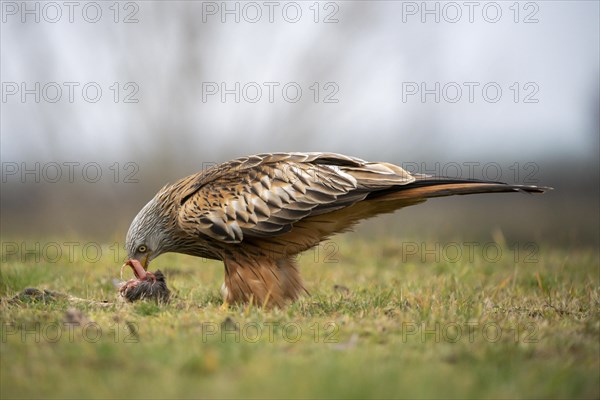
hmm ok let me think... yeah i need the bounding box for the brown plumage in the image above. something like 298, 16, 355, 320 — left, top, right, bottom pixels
124, 152, 550, 307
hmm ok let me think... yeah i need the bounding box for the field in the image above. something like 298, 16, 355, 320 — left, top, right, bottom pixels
1, 233, 599, 399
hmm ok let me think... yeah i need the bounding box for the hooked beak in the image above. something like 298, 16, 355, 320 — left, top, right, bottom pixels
123, 255, 149, 280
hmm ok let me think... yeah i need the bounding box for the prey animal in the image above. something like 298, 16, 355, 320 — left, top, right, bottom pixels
122, 152, 549, 307
119, 268, 170, 303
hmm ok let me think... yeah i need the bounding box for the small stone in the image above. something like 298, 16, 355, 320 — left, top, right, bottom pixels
63, 308, 89, 325
333, 284, 350, 294
221, 316, 238, 331
9, 288, 62, 304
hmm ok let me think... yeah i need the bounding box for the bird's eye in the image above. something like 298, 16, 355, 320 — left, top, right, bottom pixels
137, 245, 147, 253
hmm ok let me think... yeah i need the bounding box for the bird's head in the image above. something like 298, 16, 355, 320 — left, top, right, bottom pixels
124, 195, 171, 277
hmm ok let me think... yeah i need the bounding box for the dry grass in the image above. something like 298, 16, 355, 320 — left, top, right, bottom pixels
1, 234, 599, 399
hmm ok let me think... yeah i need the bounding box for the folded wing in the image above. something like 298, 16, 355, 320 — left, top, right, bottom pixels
176, 152, 415, 243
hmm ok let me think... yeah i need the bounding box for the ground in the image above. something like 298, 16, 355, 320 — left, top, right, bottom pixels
1, 234, 598, 399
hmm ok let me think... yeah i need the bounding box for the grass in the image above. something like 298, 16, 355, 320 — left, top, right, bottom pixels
1, 234, 599, 399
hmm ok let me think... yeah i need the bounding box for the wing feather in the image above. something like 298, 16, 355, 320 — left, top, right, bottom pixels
176, 153, 414, 243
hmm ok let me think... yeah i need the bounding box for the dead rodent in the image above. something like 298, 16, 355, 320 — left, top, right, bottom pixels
119, 269, 170, 303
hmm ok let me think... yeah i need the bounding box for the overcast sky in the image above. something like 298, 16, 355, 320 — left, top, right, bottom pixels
2, 1, 599, 166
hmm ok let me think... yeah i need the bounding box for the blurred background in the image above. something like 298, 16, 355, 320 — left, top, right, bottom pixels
1, 1, 598, 247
